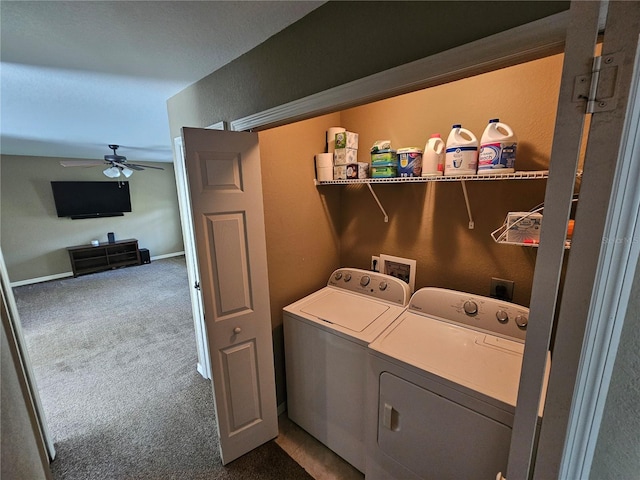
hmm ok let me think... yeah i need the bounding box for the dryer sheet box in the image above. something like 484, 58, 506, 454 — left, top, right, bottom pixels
505, 212, 542, 243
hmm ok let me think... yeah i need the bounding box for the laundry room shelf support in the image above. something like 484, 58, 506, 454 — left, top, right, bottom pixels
366, 182, 389, 223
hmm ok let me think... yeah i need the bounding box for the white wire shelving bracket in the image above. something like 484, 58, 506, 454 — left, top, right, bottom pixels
314, 170, 550, 227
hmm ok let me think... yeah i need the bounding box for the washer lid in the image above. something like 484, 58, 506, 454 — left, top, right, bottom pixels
370, 312, 524, 406
300, 290, 390, 332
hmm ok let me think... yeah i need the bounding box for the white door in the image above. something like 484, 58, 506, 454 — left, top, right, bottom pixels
173, 136, 210, 379
181, 127, 278, 464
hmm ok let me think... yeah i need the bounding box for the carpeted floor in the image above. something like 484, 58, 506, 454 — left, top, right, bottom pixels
14, 257, 312, 479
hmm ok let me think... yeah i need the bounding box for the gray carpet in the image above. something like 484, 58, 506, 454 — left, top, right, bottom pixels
14, 257, 312, 479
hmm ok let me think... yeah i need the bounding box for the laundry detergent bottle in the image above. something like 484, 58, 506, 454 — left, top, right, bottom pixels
478, 119, 517, 174
444, 124, 478, 175
422, 133, 445, 177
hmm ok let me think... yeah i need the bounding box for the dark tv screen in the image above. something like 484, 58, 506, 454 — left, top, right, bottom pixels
51, 181, 132, 219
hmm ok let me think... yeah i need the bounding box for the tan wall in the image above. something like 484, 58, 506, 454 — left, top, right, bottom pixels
258, 113, 342, 402
0, 155, 184, 283
336, 53, 564, 306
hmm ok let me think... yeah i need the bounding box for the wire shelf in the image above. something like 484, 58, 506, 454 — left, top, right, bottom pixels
315, 170, 549, 185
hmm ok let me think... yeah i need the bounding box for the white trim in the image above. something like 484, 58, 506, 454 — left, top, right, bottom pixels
9, 251, 186, 287
231, 11, 568, 132
206, 121, 228, 131
150, 251, 185, 261
277, 401, 287, 416
560, 35, 640, 480
10, 272, 73, 288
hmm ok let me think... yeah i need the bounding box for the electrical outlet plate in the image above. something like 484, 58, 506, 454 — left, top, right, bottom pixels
491, 277, 514, 302
380, 254, 417, 293
371, 255, 380, 272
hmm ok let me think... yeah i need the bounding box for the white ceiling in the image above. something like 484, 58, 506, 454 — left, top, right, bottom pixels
0, 1, 324, 163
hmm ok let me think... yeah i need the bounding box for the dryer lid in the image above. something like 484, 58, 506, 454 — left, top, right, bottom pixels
300, 290, 390, 332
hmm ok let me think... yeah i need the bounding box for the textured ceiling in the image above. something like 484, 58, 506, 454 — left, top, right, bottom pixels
0, 1, 324, 163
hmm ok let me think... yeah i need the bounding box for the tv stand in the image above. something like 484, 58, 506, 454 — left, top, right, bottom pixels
67, 239, 141, 277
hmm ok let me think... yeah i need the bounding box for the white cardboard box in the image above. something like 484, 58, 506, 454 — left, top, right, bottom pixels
506, 212, 542, 243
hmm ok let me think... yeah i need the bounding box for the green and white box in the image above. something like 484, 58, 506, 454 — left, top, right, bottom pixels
335, 131, 359, 150
334, 147, 358, 165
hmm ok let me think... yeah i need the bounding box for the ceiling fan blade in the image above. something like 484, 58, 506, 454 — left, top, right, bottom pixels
60, 160, 104, 167
127, 163, 165, 171
112, 161, 143, 171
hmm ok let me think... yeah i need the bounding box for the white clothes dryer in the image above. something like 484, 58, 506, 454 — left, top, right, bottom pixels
366, 287, 550, 480
283, 268, 411, 473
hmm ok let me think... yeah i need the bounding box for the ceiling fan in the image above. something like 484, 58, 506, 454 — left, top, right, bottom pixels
60, 144, 165, 178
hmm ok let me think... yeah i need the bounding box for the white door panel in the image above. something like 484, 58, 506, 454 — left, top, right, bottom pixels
182, 127, 277, 465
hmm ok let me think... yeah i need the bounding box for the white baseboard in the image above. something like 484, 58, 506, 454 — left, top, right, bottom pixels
151, 251, 185, 261
10, 272, 74, 288
277, 402, 287, 416
11, 251, 187, 287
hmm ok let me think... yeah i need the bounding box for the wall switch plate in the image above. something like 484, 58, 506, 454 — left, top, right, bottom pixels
491, 277, 514, 302
371, 255, 380, 272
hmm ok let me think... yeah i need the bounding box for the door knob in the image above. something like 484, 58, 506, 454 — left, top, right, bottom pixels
233, 327, 242, 334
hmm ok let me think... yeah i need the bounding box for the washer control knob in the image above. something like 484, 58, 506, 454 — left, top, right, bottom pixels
334, 272, 342, 281
515, 315, 528, 329
344, 273, 352, 282
379, 281, 388, 291
496, 310, 509, 323
233, 327, 242, 334
463, 300, 478, 316
360, 275, 371, 287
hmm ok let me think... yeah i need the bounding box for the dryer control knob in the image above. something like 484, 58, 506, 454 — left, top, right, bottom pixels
515, 315, 528, 329
344, 273, 352, 282
379, 281, 388, 291
360, 275, 371, 287
463, 300, 478, 316
334, 272, 343, 280
496, 310, 509, 323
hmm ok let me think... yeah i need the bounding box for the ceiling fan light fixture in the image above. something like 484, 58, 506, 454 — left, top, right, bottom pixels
121, 167, 133, 178
103, 166, 121, 178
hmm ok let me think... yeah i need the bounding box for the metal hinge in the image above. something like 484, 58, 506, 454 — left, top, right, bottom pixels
573, 53, 621, 114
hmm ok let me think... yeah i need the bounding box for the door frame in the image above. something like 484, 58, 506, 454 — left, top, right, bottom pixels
1, 248, 54, 475
173, 135, 211, 379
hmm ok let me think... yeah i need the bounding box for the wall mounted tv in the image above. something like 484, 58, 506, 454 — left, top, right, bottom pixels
51, 181, 132, 219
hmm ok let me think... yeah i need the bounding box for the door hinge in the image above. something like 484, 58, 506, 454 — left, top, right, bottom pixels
573, 53, 621, 114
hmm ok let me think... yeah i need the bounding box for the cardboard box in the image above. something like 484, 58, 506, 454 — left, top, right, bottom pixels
335, 131, 359, 149
506, 212, 542, 243
334, 165, 347, 180
334, 147, 358, 165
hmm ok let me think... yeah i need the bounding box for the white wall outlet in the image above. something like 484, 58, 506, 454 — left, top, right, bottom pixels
379, 254, 417, 293
371, 255, 380, 272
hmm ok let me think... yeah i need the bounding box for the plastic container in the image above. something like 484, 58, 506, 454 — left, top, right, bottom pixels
422, 134, 445, 177
478, 119, 517, 174
397, 147, 423, 177
444, 124, 478, 175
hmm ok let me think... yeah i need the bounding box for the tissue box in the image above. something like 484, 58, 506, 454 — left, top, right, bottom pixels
371, 149, 397, 165
506, 212, 542, 243
334, 165, 347, 180
335, 131, 359, 149
334, 147, 358, 165
357, 162, 369, 179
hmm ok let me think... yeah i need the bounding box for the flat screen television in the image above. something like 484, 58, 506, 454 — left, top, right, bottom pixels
51, 181, 132, 219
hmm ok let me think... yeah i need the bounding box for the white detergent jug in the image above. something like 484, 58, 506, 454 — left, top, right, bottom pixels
422, 133, 445, 177
478, 119, 517, 174
444, 124, 478, 175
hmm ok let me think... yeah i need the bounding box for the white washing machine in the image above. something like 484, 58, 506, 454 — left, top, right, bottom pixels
366, 287, 550, 480
283, 268, 411, 473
